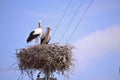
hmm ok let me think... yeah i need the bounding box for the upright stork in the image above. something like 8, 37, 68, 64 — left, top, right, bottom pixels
26, 21, 42, 44
41, 27, 51, 44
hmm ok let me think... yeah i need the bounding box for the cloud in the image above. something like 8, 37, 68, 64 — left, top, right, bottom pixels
73, 24, 120, 71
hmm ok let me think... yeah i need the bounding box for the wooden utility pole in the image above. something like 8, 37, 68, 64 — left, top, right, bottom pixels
45, 70, 50, 80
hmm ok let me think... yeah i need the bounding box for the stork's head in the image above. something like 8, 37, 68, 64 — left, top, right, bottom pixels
47, 26, 51, 30
38, 21, 42, 28
39, 20, 42, 23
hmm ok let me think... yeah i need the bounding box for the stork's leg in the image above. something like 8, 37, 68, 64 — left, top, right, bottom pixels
35, 38, 37, 45
39, 36, 41, 45
35, 37, 39, 45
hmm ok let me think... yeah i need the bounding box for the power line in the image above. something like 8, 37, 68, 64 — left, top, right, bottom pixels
67, 0, 94, 43
118, 67, 120, 80
0, 68, 19, 72
58, 0, 84, 43
51, 0, 72, 42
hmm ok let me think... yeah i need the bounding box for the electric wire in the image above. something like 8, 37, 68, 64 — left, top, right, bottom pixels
51, 0, 72, 42
67, 0, 94, 43
58, 0, 84, 43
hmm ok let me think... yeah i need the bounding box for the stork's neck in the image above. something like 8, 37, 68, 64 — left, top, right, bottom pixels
46, 30, 50, 36
38, 23, 42, 28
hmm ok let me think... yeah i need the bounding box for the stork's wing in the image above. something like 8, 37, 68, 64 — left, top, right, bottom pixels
26, 31, 39, 42
40, 33, 45, 44
46, 36, 51, 44
41, 33, 45, 39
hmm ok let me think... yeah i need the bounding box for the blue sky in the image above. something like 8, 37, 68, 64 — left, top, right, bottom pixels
0, 0, 120, 80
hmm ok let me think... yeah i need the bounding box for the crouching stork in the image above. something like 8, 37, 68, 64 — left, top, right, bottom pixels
41, 27, 51, 44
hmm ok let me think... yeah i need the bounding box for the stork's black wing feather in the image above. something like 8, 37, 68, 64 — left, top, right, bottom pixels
41, 37, 45, 44
26, 31, 39, 42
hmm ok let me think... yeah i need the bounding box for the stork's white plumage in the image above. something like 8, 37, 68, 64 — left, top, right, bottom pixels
26, 22, 42, 43
41, 27, 51, 44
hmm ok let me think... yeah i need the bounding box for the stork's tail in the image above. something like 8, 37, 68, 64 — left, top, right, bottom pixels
26, 37, 31, 43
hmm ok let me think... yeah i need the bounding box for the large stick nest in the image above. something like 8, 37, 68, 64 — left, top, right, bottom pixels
16, 44, 73, 74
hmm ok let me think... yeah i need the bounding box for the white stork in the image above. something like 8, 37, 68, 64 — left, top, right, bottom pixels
41, 27, 51, 44
26, 22, 42, 44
